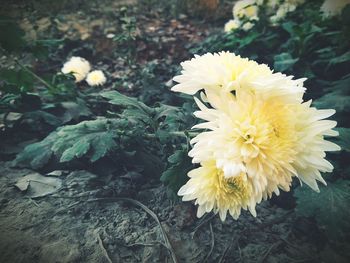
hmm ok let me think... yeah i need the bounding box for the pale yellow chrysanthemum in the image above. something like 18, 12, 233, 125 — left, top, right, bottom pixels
188, 91, 340, 203
321, 0, 350, 17
267, 0, 280, 9
224, 19, 241, 32
86, 70, 107, 86
61, 56, 91, 82
233, 0, 259, 20
178, 161, 258, 221
172, 52, 305, 109
242, 21, 255, 31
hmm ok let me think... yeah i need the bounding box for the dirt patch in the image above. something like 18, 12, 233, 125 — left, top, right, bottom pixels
0, 161, 337, 263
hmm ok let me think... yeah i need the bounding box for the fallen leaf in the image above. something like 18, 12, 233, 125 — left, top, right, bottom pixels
15, 173, 62, 198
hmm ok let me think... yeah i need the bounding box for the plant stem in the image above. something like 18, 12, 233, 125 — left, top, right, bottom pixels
14, 59, 56, 93
146, 131, 199, 139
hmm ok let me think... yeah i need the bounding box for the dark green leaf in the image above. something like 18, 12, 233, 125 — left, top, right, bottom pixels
13, 131, 58, 169
295, 180, 350, 240
161, 148, 193, 196
101, 90, 152, 114
274, 53, 299, 72
0, 16, 25, 52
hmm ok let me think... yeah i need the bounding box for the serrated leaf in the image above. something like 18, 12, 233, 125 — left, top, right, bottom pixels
334, 128, 350, 152
52, 119, 118, 163
328, 51, 350, 66
161, 148, 193, 196
14, 118, 125, 168
13, 131, 58, 169
274, 53, 299, 72
90, 132, 117, 162
101, 90, 152, 114
314, 91, 350, 113
60, 99, 92, 123
295, 180, 350, 239
60, 138, 91, 162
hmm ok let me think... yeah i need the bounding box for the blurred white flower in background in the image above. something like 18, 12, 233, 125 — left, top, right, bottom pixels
225, 0, 306, 31
61, 56, 91, 82
224, 19, 241, 32
321, 0, 350, 17
242, 21, 255, 31
233, 0, 259, 20
267, 0, 280, 9
86, 70, 107, 86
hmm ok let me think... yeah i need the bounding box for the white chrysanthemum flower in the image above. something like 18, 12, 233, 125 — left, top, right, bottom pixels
188, 91, 340, 201
86, 70, 107, 86
242, 21, 255, 31
321, 0, 350, 17
267, 0, 280, 8
224, 19, 241, 32
178, 161, 259, 221
61, 56, 91, 82
172, 52, 305, 109
233, 0, 259, 20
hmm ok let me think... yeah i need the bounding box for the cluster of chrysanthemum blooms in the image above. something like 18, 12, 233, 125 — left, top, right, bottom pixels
224, 0, 306, 33
171, 51, 340, 221
61, 56, 107, 86
224, 0, 348, 33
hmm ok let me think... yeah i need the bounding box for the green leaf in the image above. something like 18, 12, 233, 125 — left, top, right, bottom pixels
161, 148, 193, 196
274, 53, 299, 72
101, 90, 152, 114
22, 110, 62, 127
60, 138, 91, 162
334, 128, 350, 152
328, 51, 350, 66
0, 68, 34, 93
13, 131, 58, 169
314, 91, 350, 113
89, 132, 117, 162
60, 99, 92, 123
14, 118, 128, 168
0, 16, 25, 52
295, 180, 350, 240
53, 119, 118, 163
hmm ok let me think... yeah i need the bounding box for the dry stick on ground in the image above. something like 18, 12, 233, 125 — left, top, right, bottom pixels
218, 233, 240, 263
258, 240, 283, 263
191, 213, 216, 238
85, 197, 178, 263
96, 232, 113, 263
126, 241, 167, 248
203, 222, 215, 262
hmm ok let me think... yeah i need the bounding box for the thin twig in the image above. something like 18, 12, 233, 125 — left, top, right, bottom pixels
258, 241, 282, 263
85, 197, 178, 263
203, 222, 215, 262
191, 213, 216, 238
96, 232, 113, 263
238, 242, 242, 262
126, 241, 166, 248
218, 233, 239, 263
14, 59, 56, 92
